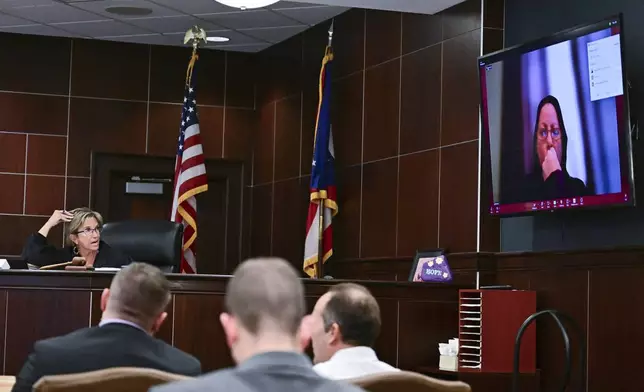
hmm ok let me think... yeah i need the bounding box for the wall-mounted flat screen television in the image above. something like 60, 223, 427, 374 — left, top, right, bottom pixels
479, 14, 634, 216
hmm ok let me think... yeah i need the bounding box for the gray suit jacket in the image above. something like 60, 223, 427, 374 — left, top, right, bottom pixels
150, 351, 365, 392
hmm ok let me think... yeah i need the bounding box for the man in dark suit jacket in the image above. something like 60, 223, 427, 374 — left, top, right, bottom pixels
12, 263, 201, 392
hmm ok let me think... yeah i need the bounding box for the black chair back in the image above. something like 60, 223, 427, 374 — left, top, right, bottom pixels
101, 220, 183, 273
513, 309, 586, 392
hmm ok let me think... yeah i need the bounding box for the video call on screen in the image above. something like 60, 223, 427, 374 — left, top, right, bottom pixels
480, 23, 630, 215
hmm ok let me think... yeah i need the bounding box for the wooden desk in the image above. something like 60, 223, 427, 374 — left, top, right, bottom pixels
0, 271, 463, 376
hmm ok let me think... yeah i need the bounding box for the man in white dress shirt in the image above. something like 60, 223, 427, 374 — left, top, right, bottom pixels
309, 283, 400, 380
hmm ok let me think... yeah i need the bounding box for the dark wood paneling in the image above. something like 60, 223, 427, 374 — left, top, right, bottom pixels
441, 0, 482, 40
400, 44, 442, 154
147, 103, 182, 157
173, 294, 232, 372
5, 289, 90, 375
253, 104, 275, 185
0, 93, 68, 136
68, 98, 147, 177
300, 86, 317, 175
225, 53, 256, 109
441, 29, 481, 146
25, 176, 64, 216
148, 104, 223, 159
363, 60, 400, 162
531, 270, 588, 392
224, 108, 254, 161
483, 0, 505, 29
483, 28, 505, 55
334, 166, 362, 260
0, 215, 64, 255
149, 46, 226, 106
365, 10, 401, 68
0, 174, 24, 214
196, 106, 224, 159
0, 34, 70, 95
398, 150, 440, 256
66, 178, 90, 210
361, 159, 398, 258
402, 13, 443, 55
372, 298, 399, 366
72, 39, 148, 100
332, 9, 365, 80
27, 135, 66, 176
0, 134, 26, 173
274, 94, 301, 181
250, 184, 273, 257
256, 37, 302, 105
332, 72, 363, 167
588, 267, 644, 392
398, 300, 459, 370
271, 178, 307, 270
302, 23, 329, 91
439, 142, 479, 252
0, 291, 6, 373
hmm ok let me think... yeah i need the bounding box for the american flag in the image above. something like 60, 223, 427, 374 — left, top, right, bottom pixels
303, 45, 338, 278
170, 71, 208, 274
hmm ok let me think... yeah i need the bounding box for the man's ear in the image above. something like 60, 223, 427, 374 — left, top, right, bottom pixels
100, 288, 110, 312
219, 313, 238, 349
328, 322, 342, 345
151, 312, 167, 335
299, 315, 313, 351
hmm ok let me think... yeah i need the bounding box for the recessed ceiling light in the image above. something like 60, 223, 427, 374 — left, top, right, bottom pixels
105, 6, 153, 16
214, 0, 280, 10
206, 36, 230, 43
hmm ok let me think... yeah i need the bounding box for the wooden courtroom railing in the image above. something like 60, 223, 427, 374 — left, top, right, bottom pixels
0, 271, 463, 377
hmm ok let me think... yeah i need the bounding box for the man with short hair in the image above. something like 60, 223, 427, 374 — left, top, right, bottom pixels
151, 258, 364, 392
310, 283, 399, 380
12, 263, 201, 392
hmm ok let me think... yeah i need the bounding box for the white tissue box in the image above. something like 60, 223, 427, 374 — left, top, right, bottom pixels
439, 355, 458, 371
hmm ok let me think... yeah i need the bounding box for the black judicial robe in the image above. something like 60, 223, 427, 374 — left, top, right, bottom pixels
21, 233, 132, 268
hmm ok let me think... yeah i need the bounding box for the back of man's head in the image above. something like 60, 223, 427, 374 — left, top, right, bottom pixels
323, 283, 381, 347
101, 262, 171, 333
221, 258, 306, 363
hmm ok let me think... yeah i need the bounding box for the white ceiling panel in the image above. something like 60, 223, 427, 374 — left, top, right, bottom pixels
0, 23, 79, 37
99, 32, 175, 45
146, 0, 232, 15
0, 12, 33, 27
52, 19, 151, 36
126, 15, 224, 33
268, 1, 322, 9
0, 0, 54, 6
3, 3, 108, 24
273, 5, 345, 25
197, 9, 302, 30
71, 0, 181, 20
240, 25, 307, 43
206, 42, 271, 52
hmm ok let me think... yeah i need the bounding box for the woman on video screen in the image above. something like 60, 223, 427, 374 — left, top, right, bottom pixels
509, 95, 589, 202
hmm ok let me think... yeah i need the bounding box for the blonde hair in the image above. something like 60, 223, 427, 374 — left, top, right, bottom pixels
66, 207, 104, 246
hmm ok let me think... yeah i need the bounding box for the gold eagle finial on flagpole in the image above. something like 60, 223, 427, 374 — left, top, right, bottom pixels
183, 26, 207, 85
184, 25, 207, 48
